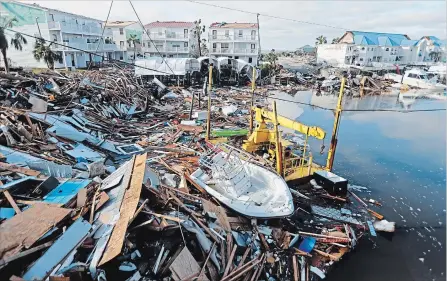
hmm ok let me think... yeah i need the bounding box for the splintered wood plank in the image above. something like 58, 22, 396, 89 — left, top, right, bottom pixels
0, 203, 71, 259
98, 153, 147, 266
0, 162, 40, 177
76, 188, 87, 208
3, 190, 21, 214
201, 199, 231, 232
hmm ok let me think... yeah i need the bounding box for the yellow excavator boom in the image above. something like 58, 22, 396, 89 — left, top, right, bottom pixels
254, 106, 326, 139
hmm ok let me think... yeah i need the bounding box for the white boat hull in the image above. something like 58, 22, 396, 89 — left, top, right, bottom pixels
191, 151, 294, 218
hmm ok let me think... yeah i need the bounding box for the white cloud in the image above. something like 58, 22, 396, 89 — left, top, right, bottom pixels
22, 0, 446, 50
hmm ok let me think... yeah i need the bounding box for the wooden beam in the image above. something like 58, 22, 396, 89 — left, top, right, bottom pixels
3, 190, 21, 214
223, 245, 237, 277
184, 173, 207, 194
98, 153, 147, 266
0, 162, 40, 177
292, 255, 299, 281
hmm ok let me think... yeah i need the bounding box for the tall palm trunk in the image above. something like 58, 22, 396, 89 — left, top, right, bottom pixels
198, 34, 202, 57
1, 48, 9, 73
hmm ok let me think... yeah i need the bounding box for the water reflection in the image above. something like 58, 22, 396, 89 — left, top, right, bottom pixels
269, 91, 446, 281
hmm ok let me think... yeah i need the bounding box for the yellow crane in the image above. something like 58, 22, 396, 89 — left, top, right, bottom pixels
243, 78, 346, 182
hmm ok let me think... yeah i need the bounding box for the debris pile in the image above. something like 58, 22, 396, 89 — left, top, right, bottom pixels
0, 67, 389, 281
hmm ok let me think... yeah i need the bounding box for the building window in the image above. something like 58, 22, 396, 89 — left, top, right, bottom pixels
251, 44, 256, 49
359, 58, 363, 61
225, 30, 229, 38
248, 57, 253, 63
361, 47, 365, 50
368, 58, 372, 61
238, 30, 243, 37
386, 48, 389, 51
120, 41, 124, 48
143, 42, 145, 47
212, 43, 217, 49
120, 55, 123, 60
235, 56, 239, 59
119, 28, 124, 35
184, 42, 188, 47
221, 43, 229, 49
212, 30, 217, 39
184, 29, 188, 38
49, 14, 54, 21
251, 30, 256, 39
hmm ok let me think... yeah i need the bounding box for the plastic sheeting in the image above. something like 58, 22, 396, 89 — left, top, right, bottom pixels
135, 58, 200, 76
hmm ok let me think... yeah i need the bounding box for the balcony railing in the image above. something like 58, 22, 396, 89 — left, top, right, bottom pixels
209, 35, 258, 41
211, 48, 258, 54
142, 46, 189, 53
143, 32, 189, 40
50, 40, 118, 52
48, 21, 103, 35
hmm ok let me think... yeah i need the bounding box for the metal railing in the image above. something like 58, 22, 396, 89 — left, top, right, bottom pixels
209, 34, 258, 41
234, 48, 258, 54
142, 46, 190, 53
48, 21, 103, 35
210, 48, 257, 54
50, 40, 118, 52
143, 32, 189, 40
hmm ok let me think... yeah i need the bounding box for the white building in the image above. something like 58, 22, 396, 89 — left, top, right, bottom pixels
141, 21, 195, 58
208, 22, 259, 65
317, 31, 446, 68
105, 21, 143, 62
0, 1, 118, 69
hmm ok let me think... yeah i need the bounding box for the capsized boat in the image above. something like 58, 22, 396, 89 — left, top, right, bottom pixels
190, 143, 294, 218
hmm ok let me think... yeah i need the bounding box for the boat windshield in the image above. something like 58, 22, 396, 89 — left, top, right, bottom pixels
418, 74, 428, 80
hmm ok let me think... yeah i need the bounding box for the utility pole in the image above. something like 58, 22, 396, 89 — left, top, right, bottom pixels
35, 17, 42, 38
206, 64, 213, 140
249, 66, 256, 133
326, 77, 345, 171
256, 13, 262, 83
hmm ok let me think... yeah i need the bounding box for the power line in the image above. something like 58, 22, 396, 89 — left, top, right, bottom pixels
4, 29, 173, 75
255, 93, 447, 113
185, 0, 346, 30
128, 0, 176, 76
48, 0, 114, 121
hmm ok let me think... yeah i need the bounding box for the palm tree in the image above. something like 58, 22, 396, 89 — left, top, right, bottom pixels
127, 34, 140, 62
315, 35, 327, 45
32, 38, 63, 69
0, 17, 28, 73
332, 37, 340, 44
192, 19, 206, 57
429, 51, 441, 62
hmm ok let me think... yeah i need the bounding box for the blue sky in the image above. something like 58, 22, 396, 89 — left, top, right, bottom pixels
23, 0, 446, 50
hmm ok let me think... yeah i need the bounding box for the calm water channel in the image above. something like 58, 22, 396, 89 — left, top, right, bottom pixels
269, 91, 446, 281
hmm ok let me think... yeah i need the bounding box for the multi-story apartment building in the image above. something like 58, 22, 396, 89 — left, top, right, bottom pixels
317, 31, 446, 67
0, 1, 118, 69
208, 22, 259, 65
105, 21, 143, 62
141, 21, 195, 58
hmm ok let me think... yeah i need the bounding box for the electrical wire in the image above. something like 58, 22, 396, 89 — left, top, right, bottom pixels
55, 0, 115, 118
185, 0, 347, 30
128, 0, 176, 76
4, 28, 172, 75
254, 93, 447, 113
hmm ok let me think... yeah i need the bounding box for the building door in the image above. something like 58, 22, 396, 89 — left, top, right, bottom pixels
251, 30, 256, 40
70, 54, 75, 67
184, 29, 188, 39
212, 30, 217, 39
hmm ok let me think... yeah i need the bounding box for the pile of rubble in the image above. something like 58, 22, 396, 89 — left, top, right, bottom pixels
0, 66, 387, 281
